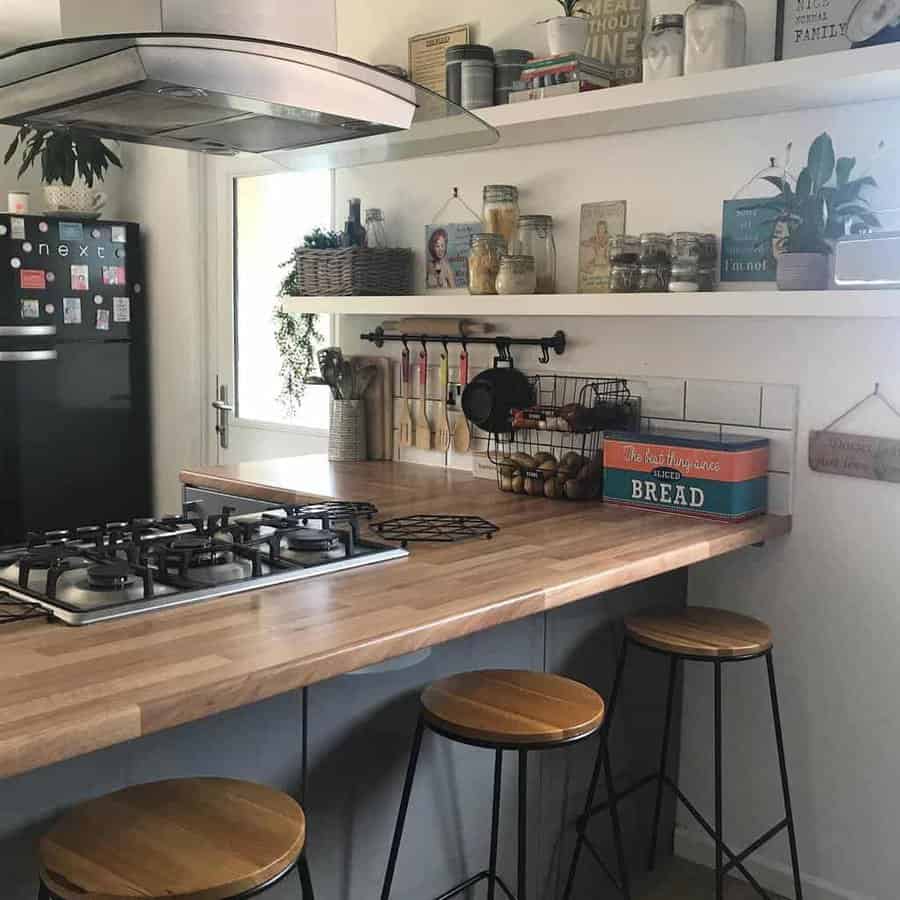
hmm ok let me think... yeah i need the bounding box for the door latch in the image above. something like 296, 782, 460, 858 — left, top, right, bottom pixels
212, 384, 235, 450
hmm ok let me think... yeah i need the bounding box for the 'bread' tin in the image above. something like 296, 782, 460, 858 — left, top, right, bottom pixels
603, 431, 769, 522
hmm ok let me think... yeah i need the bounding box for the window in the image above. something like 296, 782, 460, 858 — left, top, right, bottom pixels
234, 170, 332, 429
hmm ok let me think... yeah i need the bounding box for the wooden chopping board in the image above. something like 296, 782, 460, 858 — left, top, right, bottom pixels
353, 355, 394, 460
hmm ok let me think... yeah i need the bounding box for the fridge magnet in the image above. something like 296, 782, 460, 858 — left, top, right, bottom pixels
20, 269, 47, 290
95, 309, 110, 331
20, 299, 39, 319
585, 0, 646, 84
426, 188, 482, 292
111, 225, 127, 243
809, 384, 900, 483
58, 222, 84, 241
10, 217, 25, 240
63, 297, 82, 325
578, 200, 626, 292
112, 296, 131, 323
102, 265, 126, 286
775, 0, 856, 59
70, 265, 89, 291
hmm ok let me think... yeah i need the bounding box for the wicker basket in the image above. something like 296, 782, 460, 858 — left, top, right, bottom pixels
293, 248, 413, 296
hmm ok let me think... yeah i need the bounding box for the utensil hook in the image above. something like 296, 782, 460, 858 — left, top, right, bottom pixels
401, 336, 409, 353
538, 343, 551, 365
421, 338, 429, 355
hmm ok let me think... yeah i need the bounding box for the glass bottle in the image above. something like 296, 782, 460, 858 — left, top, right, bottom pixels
518, 215, 557, 293
468, 233, 508, 295
684, 0, 747, 74
365, 208, 389, 248
344, 197, 366, 248
643, 14, 685, 82
482, 185, 520, 247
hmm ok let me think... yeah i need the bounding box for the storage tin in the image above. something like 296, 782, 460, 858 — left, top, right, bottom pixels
603, 430, 769, 521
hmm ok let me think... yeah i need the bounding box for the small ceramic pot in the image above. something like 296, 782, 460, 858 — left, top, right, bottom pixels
545, 16, 589, 56
776, 252, 830, 291
43, 183, 107, 214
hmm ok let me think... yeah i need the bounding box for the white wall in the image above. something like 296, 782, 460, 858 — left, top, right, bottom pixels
335, 4, 900, 899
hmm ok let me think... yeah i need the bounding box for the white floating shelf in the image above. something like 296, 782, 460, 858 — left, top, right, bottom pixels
476, 44, 900, 149
282, 290, 900, 319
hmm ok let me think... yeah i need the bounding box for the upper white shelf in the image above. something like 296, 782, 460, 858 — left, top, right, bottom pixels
475, 44, 900, 149
282, 290, 900, 319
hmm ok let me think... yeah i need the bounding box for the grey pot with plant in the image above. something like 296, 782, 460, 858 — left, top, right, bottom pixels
4, 126, 123, 215
760, 132, 881, 291
543, 0, 590, 56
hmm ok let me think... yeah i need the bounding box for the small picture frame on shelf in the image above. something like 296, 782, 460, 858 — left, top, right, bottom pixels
425, 222, 480, 293
775, 0, 857, 60
577, 201, 626, 293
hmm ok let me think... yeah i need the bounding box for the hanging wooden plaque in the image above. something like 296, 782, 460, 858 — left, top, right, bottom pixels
808, 430, 900, 482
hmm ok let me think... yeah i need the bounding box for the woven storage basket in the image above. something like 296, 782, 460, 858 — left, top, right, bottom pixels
294, 248, 413, 296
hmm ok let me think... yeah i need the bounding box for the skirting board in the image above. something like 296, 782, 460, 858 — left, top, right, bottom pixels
674, 826, 875, 900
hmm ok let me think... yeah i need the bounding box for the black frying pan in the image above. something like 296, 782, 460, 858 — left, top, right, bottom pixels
461, 360, 534, 434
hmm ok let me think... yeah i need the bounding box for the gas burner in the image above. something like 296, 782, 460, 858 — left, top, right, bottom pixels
285, 527, 340, 552
370, 515, 499, 548
87, 560, 135, 590
21, 546, 75, 569
161, 534, 231, 570
290, 502, 379, 523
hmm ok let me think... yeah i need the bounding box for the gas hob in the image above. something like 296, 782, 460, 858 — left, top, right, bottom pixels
0, 503, 407, 625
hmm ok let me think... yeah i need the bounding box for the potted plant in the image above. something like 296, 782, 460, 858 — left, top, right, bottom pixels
274, 228, 342, 413
543, 0, 591, 57
760, 133, 880, 291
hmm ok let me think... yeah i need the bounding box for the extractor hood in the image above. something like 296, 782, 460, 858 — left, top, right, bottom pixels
0, 1, 497, 170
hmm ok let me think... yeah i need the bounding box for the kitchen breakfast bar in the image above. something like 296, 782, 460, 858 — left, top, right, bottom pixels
0, 457, 790, 900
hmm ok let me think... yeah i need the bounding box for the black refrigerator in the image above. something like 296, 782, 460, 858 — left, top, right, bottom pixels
0, 214, 151, 546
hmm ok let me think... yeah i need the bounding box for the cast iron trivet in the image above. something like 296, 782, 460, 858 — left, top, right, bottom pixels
0, 593, 52, 625
370, 515, 499, 548
290, 501, 379, 523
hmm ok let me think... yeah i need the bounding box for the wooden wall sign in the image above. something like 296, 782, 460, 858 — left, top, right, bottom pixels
809, 385, 900, 482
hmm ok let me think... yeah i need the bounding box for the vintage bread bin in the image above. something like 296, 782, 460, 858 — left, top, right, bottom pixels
603, 430, 770, 521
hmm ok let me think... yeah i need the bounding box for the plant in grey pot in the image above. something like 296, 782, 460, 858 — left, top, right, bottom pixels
761, 132, 880, 291
4, 126, 122, 215
543, 0, 591, 56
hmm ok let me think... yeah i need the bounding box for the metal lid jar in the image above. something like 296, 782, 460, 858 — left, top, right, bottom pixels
670, 258, 699, 292
468, 233, 507, 295
643, 14, 685, 82
483, 185, 520, 246
496, 254, 537, 295
610, 261, 640, 293
609, 234, 641, 264
671, 231, 703, 260
639, 232, 672, 265
684, 0, 747, 74
446, 44, 495, 110
518, 214, 557, 293
495, 49, 533, 105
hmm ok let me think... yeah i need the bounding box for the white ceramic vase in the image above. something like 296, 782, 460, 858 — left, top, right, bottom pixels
776, 252, 830, 291
43, 183, 107, 215
545, 16, 589, 56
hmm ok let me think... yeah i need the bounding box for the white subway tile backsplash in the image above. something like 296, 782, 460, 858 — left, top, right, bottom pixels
766, 473, 793, 516
646, 418, 721, 437
726, 427, 797, 474
685, 379, 762, 427
761, 384, 798, 430
637, 377, 687, 420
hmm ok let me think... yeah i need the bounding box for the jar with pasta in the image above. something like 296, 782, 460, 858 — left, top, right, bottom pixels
468, 233, 507, 295
482, 185, 520, 246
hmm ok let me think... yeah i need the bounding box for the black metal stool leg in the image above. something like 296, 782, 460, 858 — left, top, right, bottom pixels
767, 651, 803, 900
380, 714, 426, 900
518, 749, 528, 900
37, 882, 51, 900
648, 654, 678, 872
487, 749, 503, 900
714, 660, 724, 900
297, 854, 315, 900
603, 739, 632, 900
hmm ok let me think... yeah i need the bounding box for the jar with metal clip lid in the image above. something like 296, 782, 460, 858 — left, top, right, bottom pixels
468, 233, 507, 295
518, 215, 557, 293
496, 254, 537, 295
483, 185, 520, 246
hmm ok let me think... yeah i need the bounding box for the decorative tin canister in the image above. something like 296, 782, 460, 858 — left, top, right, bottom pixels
603, 430, 769, 522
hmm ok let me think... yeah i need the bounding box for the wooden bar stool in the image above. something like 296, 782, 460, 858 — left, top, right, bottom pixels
564, 607, 802, 900
380, 669, 630, 900
37, 778, 314, 900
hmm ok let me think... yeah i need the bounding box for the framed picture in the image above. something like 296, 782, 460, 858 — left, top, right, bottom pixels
425, 222, 480, 292
720, 198, 784, 283
584, 0, 646, 84
775, 0, 857, 60
578, 201, 627, 293
409, 24, 470, 94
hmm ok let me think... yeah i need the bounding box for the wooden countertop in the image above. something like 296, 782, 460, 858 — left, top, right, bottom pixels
0, 458, 789, 780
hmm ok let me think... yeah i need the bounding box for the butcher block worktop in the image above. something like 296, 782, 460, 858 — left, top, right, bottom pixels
0, 458, 789, 780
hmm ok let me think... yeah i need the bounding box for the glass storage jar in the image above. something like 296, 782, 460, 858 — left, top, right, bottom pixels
639, 263, 671, 292
640, 233, 672, 266
609, 234, 641, 264
446, 44, 496, 109
496, 254, 537, 295
518, 215, 557, 293
610, 261, 640, 293
483, 185, 520, 246
670, 258, 699, 292
365, 208, 389, 248
698, 233, 719, 291
468, 233, 507, 295
684, 0, 746, 74
643, 14, 685, 81
671, 231, 703, 261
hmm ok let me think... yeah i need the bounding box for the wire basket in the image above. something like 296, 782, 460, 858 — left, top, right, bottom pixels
487, 376, 641, 501
292, 248, 414, 296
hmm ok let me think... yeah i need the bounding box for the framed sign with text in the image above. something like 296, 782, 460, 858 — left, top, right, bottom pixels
775, 0, 857, 60
409, 24, 470, 95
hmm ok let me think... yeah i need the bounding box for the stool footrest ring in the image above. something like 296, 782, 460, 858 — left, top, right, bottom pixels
432, 870, 517, 900
580, 836, 626, 894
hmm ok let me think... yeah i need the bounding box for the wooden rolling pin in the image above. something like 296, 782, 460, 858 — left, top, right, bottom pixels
381, 318, 495, 337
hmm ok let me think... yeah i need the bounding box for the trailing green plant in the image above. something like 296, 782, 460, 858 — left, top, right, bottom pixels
757, 133, 881, 255
273, 228, 341, 413
4, 126, 122, 187
555, 0, 589, 16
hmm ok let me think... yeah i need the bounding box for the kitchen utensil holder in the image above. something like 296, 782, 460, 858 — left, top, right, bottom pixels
487, 376, 641, 501
329, 399, 368, 461
292, 248, 414, 296
360, 328, 566, 365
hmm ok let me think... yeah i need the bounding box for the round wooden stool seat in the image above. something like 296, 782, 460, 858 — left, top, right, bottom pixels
39, 778, 306, 900
625, 607, 773, 659
421, 669, 605, 746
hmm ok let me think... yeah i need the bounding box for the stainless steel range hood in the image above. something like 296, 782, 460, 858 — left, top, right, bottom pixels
0, 1, 497, 170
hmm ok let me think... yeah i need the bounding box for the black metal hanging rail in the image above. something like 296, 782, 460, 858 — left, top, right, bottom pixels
359, 328, 566, 365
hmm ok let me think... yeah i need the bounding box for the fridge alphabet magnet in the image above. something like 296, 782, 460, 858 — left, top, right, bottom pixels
112, 296, 131, 323
20, 299, 40, 319
102, 266, 126, 286
63, 297, 83, 325
10, 217, 25, 240
58, 222, 84, 241
20, 269, 46, 290
95, 309, 110, 331
70, 265, 90, 291
111, 225, 127, 243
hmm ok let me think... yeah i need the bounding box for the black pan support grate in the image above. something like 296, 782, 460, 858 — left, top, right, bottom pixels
0, 593, 52, 625
370, 515, 499, 548
290, 502, 379, 523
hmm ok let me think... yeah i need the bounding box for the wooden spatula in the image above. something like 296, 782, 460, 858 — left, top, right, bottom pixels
398, 348, 413, 448
453, 350, 472, 453
437, 352, 452, 453
415, 349, 432, 450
